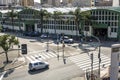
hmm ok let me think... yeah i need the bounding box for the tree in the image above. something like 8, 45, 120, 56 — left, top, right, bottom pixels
0, 35, 19, 63
43, 11, 51, 33
7, 8, 17, 31
17, 13, 22, 31
73, 8, 92, 38
74, 7, 81, 37
53, 11, 62, 34
39, 9, 47, 34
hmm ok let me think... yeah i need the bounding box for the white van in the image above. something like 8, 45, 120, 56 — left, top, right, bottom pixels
29, 60, 49, 71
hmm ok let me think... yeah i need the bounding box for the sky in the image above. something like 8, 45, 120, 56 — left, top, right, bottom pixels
34, 0, 40, 3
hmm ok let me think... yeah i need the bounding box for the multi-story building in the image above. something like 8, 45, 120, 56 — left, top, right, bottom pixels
47, 0, 60, 7
0, 0, 14, 5
41, 0, 48, 4
61, 0, 95, 7
40, 0, 60, 7
95, 0, 112, 6
1, 7, 120, 40
20, 0, 34, 7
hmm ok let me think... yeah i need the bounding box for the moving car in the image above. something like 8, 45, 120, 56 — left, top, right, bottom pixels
29, 60, 49, 71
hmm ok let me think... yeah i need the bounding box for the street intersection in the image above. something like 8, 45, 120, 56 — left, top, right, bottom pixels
0, 32, 114, 80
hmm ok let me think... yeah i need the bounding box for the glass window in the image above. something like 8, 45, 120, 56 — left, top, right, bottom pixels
96, 11, 98, 15
39, 62, 44, 64
99, 11, 101, 15
34, 63, 38, 66
114, 28, 117, 32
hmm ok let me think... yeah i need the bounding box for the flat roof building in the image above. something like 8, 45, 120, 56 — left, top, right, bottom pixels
1, 7, 120, 41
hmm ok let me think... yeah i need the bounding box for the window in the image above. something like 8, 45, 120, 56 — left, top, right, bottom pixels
39, 62, 44, 64
114, 28, 117, 32
34, 63, 38, 66
111, 28, 117, 32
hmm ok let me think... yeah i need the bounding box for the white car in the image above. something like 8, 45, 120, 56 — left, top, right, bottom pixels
29, 60, 49, 71
60, 36, 74, 43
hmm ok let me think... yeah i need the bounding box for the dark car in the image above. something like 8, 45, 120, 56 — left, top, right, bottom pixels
23, 31, 30, 36
29, 31, 40, 37
23, 31, 40, 37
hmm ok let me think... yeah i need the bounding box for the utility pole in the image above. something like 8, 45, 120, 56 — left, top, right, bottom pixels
62, 33, 66, 64
46, 32, 49, 52
98, 45, 101, 79
90, 53, 94, 80
57, 33, 59, 60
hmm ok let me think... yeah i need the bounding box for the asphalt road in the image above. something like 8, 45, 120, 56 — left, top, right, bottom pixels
0, 32, 116, 80
1, 32, 84, 80
3, 58, 83, 80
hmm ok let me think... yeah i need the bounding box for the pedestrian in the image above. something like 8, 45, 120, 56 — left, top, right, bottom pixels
57, 54, 59, 61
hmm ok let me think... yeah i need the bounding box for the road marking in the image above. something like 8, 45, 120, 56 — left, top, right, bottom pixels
69, 52, 110, 72
26, 51, 57, 62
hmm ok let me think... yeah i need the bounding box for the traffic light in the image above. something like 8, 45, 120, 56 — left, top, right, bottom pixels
21, 44, 27, 54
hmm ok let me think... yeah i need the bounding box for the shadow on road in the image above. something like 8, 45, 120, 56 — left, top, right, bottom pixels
28, 68, 49, 75
4, 68, 15, 77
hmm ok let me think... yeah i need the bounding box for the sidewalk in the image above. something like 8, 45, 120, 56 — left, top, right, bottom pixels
0, 47, 26, 72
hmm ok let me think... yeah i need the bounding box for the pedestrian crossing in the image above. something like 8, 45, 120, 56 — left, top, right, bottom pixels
25, 51, 57, 62
68, 52, 110, 72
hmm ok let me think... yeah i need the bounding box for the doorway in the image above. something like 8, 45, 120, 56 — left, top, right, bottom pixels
93, 28, 107, 40
25, 24, 35, 32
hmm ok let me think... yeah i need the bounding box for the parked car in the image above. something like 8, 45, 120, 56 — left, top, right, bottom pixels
23, 31, 30, 36
29, 31, 40, 37
23, 31, 40, 37
40, 33, 50, 39
29, 60, 49, 71
60, 36, 74, 43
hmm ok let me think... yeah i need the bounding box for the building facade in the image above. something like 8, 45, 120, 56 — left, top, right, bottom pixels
1, 7, 120, 40
0, 0, 13, 5
20, 0, 34, 7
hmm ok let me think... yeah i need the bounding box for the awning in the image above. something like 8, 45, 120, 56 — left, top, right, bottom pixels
92, 23, 108, 28
24, 20, 35, 25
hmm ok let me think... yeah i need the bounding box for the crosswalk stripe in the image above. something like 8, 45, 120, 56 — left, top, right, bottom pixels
69, 53, 110, 72
49, 52, 57, 57
33, 54, 42, 61
82, 63, 110, 71
41, 52, 50, 59
38, 54, 46, 60
79, 60, 110, 69
26, 56, 33, 62
26, 51, 58, 62
29, 55, 37, 61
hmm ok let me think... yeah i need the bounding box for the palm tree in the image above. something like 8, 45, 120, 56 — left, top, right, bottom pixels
74, 7, 81, 38
53, 11, 62, 34
7, 9, 17, 31
39, 9, 47, 34
44, 11, 51, 52
0, 35, 19, 63
17, 13, 22, 32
